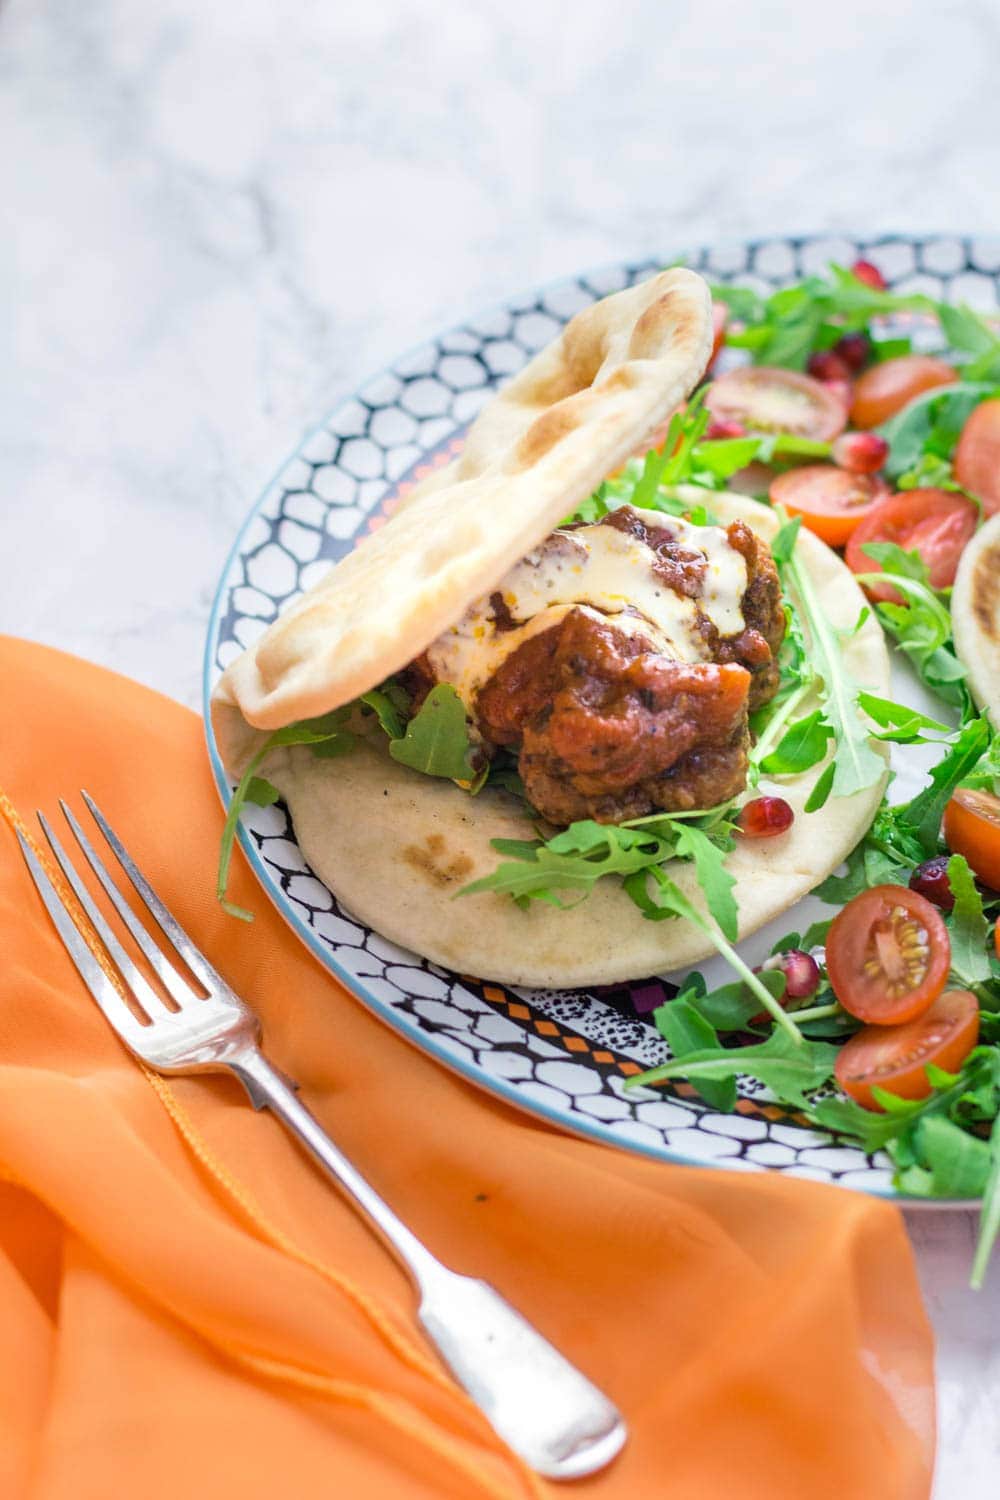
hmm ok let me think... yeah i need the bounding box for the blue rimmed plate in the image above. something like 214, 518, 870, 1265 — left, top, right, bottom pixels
204, 233, 1000, 1199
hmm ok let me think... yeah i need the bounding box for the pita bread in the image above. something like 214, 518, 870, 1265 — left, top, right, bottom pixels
953, 511, 1000, 729
252, 493, 890, 988
212, 269, 713, 756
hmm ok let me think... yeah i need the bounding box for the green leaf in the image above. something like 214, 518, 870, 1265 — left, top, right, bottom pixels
388, 684, 478, 781
759, 709, 833, 776
784, 535, 886, 807
244, 776, 280, 807
947, 854, 992, 985
897, 1114, 993, 1198
653, 998, 737, 1110
878, 384, 998, 479
901, 716, 991, 855
770, 515, 802, 566
673, 823, 738, 942
359, 686, 407, 740
687, 976, 772, 1032
937, 303, 1000, 357
972, 1112, 1000, 1288
627, 1027, 837, 1107
217, 712, 357, 920
856, 691, 953, 744
803, 759, 836, 813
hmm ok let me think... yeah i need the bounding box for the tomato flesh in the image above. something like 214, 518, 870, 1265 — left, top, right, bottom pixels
943, 787, 1000, 892
770, 465, 889, 547
834, 990, 980, 1111
845, 488, 979, 602
850, 355, 957, 429
826, 884, 951, 1025
954, 397, 1000, 518
705, 366, 847, 442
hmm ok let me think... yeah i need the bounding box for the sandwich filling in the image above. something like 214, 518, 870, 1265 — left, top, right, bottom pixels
407, 504, 785, 824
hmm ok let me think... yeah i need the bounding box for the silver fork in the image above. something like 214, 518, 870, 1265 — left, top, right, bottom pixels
15, 792, 626, 1481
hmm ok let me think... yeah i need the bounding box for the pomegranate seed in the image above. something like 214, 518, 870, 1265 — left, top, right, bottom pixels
909, 856, 955, 911
761, 948, 822, 1001
832, 431, 889, 474
736, 796, 794, 838
835, 331, 871, 372
807, 350, 851, 383
851, 258, 887, 292
706, 417, 747, 440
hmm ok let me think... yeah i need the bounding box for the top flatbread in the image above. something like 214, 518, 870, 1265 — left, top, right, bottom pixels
953, 511, 1000, 730
213, 269, 712, 755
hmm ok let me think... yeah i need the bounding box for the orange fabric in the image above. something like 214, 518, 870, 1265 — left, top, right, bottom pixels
0, 635, 935, 1499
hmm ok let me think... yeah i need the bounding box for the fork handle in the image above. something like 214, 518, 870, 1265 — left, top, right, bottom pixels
227, 1048, 626, 1480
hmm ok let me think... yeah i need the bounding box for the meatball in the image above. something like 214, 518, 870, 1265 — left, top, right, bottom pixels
415, 504, 786, 824
476, 608, 753, 823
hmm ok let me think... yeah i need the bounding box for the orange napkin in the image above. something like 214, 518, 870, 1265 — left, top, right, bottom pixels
0, 635, 934, 1500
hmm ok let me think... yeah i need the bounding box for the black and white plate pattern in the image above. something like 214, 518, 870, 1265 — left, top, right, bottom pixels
205, 234, 1000, 1198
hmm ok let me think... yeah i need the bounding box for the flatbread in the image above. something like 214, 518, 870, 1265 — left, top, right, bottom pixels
212, 268, 713, 752
953, 511, 1000, 730
256, 493, 890, 988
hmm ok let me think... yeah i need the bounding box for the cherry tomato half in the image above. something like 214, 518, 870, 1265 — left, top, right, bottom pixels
826, 884, 951, 1026
845, 488, 979, 602
834, 989, 980, 1112
943, 787, 1000, 893
705, 366, 847, 442
850, 355, 957, 429
770, 465, 889, 547
954, 398, 1000, 518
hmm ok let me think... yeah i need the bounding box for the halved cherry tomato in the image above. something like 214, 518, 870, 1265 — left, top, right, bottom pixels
954, 398, 1000, 518
709, 301, 728, 366
845, 488, 979, 602
705, 366, 847, 441
826, 884, 951, 1025
943, 787, 1000, 892
770, 465, 890, 547
834, 990, 980, 1112
850, 355, 957, 429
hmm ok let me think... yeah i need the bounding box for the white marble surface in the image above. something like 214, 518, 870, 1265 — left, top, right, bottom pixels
4, 0, 1000, 1489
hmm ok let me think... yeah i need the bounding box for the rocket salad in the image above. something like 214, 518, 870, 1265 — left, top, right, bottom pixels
614, 259, 1000, 1284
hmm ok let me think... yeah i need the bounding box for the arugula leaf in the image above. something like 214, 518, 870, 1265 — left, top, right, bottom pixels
759, 709, 833, 776
458, 820, 679, 907
686, 975, 778, 1032
947, 854, 992, 985
783, 524, 886, 809
856, 691, 953, 744
627, 1027, 837, 1106
672, 823, 738, 942
360, 685, 408, 740
217, 709, 356, 920
900, 716, 991, 855
893, 1114, 993, 1199
388, 684, 477, 781
624, 865, 803, 1041
653, 998, 737, 1110
245, 776, 280, 807
878, 384, 998, 478
972, 1112, 1000, 1288
854, 545, 973, 717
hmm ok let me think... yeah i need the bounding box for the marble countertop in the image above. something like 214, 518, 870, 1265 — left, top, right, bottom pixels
4, 0, 1000, 1488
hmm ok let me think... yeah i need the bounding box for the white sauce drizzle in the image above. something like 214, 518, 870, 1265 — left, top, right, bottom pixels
427, 507, 748, 711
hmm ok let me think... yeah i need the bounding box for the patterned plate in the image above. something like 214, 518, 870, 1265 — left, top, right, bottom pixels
204, 234, 1000, 1200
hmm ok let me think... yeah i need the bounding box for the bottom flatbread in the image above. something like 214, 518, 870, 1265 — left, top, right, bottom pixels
244, 493, 890, 987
